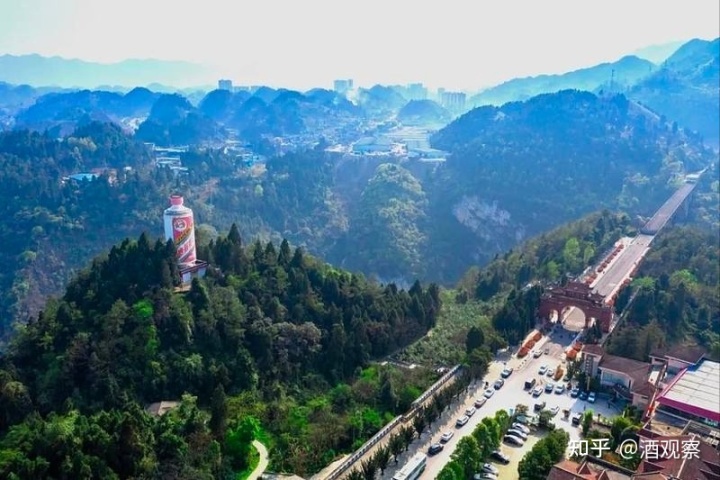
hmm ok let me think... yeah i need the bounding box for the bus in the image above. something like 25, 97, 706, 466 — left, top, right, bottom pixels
392, 453, 427, 480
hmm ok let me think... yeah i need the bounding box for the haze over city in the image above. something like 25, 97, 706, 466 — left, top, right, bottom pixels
1, 0, 718, 90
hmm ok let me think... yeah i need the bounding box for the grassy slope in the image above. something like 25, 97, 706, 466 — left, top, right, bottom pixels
396, 289, 500, 366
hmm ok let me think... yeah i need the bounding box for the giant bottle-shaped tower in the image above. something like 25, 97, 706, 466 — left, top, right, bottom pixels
163, 195, 197, 267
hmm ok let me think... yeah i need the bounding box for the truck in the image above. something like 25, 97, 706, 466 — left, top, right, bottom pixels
524, 378, 537, 390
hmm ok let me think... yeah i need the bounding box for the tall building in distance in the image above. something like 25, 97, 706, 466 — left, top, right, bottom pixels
440, 91, 467, 113
406, 83, 428, 101
333, 79, 354, 96
218, 79, 233, 91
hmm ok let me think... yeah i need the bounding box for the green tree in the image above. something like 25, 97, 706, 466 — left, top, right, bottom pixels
209, 384, 228, 440
466, 326, 485, 353
373, 446, 391, 475
451, 436, 482, 479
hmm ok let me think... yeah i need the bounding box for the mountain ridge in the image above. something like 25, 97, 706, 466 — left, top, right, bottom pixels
0, 53, 218, 89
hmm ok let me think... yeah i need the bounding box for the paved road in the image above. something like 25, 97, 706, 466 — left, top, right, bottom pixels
334, 372, 461, 480
380, 324, 621, 480
248, 440, 269, 480
592, 234, 653, 299
642, 182, 696, 234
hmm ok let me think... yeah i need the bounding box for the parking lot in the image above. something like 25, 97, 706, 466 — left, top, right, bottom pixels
381, 325, 620, 480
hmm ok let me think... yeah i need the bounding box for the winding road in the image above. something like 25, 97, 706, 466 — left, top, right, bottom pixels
248, 440, 269, 480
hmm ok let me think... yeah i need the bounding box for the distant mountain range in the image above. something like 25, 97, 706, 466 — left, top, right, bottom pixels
630, 38, 720, 147
0, 54, 218, 89
470, 55, 656, 107
466, 37, 719, 148
630, 40, 688, 64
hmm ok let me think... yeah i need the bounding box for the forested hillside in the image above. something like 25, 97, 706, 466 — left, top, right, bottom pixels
630, 37, 720, 147
2, 89, 716, 332
607, 227, 720, 360
398, 211, 634, 365
426, 90, 715, 282
0, 123, 176, 336
0, 228, 441, 476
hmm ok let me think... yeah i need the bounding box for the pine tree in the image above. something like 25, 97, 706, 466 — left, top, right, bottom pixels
209, 384, 227, 440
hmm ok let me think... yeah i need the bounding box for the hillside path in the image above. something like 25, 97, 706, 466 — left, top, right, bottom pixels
247, 440, 269, 480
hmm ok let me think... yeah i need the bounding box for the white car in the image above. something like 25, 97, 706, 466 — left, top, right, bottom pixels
538, 365, 548, 375
533, 349, 543, 358
504, 434, 524, 446
548, 405, 560, 416
456, 415, 470, 427
484, 388, 495, 398
440, 431, 454, 443
482, 463, 500, 475
555, 383, 566, 394
532, 386, 543, 397
473, 473, 498, 480
588, 392, 597, 403
507, 428, 528, 441
546, 367, 555, 378
466, 406, 477, 417
512, 422, 530, 435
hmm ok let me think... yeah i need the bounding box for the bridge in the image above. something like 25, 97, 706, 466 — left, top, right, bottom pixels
538, 177, 700, 333
641, 182, 697, 235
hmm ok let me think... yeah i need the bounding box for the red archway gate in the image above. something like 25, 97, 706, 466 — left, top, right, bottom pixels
537, 281, 613, 332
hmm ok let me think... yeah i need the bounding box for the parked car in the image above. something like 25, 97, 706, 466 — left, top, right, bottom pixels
571, 412, 582, 426
570, 387, 580, 398
524, 378, 537, 390
428, 443, 444, 455
440, 431, 454, 443
532, 386, 543, 397
538, 365, 548, 375
466, 406, 477, 417
579, 391, 589, 401
555, 383, 566, 394
456, 415, 470, 427
475, 397, 487, 408
548, 405, 560, 416
588, 392, 596, 403
504, 434, 525, 446
494, 378, 505, 390
534, 401, 546, 412
481, 463, 500, 475
473, 473, 498, 480
507, 428, 528, 440
545, 382, 554, 393
512, 422, 530, 435
533, 350, 543, 358
546, 367, 555, 377
490, 450, 510, 464
501, 367, 514, 378
484, 388, 495, 399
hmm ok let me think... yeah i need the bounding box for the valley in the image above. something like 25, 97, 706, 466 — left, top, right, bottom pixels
0, 13, 717, 480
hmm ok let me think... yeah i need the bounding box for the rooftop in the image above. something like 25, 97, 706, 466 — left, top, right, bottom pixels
547, 458, 632, 480
633, 434, 720, 480
656, 359, 720, 423
599, 353, 652, 389
582, 344, 605, 357
145, 401, 180, 417
650, 344, 706, 365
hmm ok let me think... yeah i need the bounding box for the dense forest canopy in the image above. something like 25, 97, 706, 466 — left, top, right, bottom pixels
608, 227, 720, 360
0, 227, 441, 476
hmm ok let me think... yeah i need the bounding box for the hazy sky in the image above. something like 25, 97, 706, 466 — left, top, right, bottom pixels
1, 0, 718, 90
